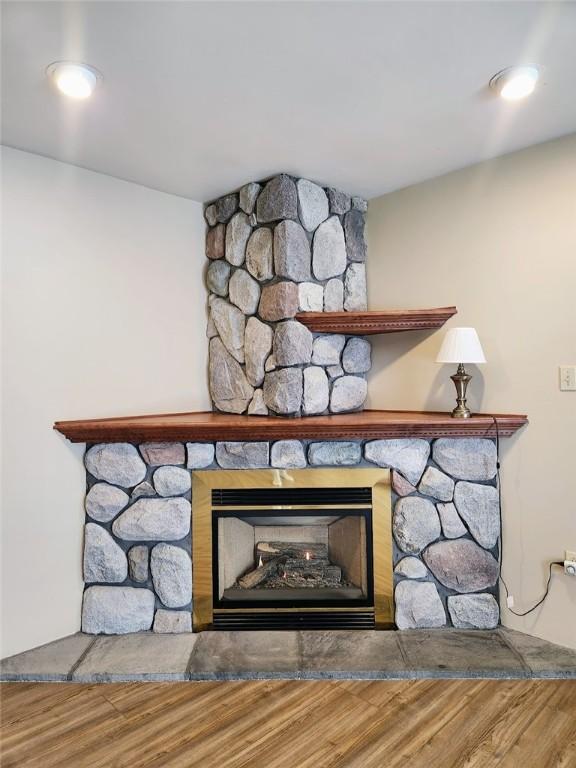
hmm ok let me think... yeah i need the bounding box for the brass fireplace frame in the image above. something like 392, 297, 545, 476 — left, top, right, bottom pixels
191, 467, 392, 631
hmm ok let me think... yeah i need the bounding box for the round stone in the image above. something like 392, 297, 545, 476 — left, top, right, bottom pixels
229, 268, 260, 315
394, 556, 429, 579
271, 440, 307, 469
453, 481, 499, 549
344, 263, 367, 311
82, 586, 155, 634
395, 580, 446, 629
152, 466, 191, 497
330, 376, 367, 413
432, 438, 497, 481
342, 338, 371, 373
297, 179, 329, 231
273, 321, 313, 366
83, 523, 127, 583
393, 496, 441, 554
246, 228, 274, 281
112, 497, 191, 541
262, 368, 303, 415
313, 216, 346, 280
274, 219, 311, 281
85, 483, 129, 522
150, 543, 192, 609
206, 259, 231, 297
225, 212, 251, 266
423, 539, 499, 593
303, 366, 329, 415
85, 444, 146, 488
447, 594, 499, 629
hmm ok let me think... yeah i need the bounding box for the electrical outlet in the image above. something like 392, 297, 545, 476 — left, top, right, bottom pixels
565, 550, 576, 577
506, 595, 515, 608
559, 366, 576, 391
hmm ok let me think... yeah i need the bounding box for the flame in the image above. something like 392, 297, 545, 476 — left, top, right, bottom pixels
258, 556, 263, 568
305, 551, 310, 561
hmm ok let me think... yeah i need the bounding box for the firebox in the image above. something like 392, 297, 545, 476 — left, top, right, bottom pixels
192, 468, 392, 631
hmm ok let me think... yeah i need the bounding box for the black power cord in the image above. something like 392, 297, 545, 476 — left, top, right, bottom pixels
493, 416, 562, 616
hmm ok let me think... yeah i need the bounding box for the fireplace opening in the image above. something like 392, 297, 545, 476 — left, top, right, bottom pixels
192, 469, 392, 631
214, 506, 373, 608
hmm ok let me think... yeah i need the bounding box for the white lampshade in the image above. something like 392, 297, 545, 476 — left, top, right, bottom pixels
436, 327, 486, 364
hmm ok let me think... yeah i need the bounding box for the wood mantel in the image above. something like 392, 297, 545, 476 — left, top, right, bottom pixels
295, 307, 457, 335
53, 409, 527, 444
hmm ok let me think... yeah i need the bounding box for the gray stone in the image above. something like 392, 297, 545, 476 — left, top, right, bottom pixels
206, 259, 231, 297
324, 278, 344, 311
258, 281, 299, 322
131, 481, 156, 500
352, 196, 368, 212
82, 586, 155, 634
263, 368, 303, 414
330, 376, 367, 413
454, 481, 500, 549
239, 182, 261, 215
256, 174, 298, 223
186, 443, 215, 469
274, 219, 311, 281
189, 630, 299, 679
214, 193, 238, 224
308, 442, 361, 466
150, 544, 192, 609
312, 334, 345, 365
265, 354, 277, 372
392, 471, 417, 497
228, 268, 260, 315
437, 502, 467, 539
204, 204, 217, 227
153, 610, 192, 634
297, 179, 329, 231
326, 364, 344, 379
246, 314, 274, 383
364, 439, 430, 485
72, 633, 197, 681
206, 224, 225, 260
112, 497, 190, 541
273, 321, 313, 366
326, 187, 351, 215
209, 337, 253, 413
432, 438, 497, 481
313, 215, 347, 280
0, 634, 95, 682
85, 483, 129, 522
85, 444, 146, 488
271, 440, 307, 469
303, 366, 329, 415
394, 581, 446, 629
225, 212, 251, 267
343, 209, 367, 262
448, 594, 499, 629
418, 466, 455, 502
210, 298, 245, 362
152, 466, 191, 497
245, 227, 273, 281
344, 263, 368, 311
83, 523, 127, 583
394, 556, 429, 579
398, 629, 525, 678
247, 389, 268, 415
128, 545, 149, 583
499, 628, 576, 678
393, 496, 441, 554
298, 282, 323, 311
299, 630, 407, 677
342, 337, 371, 373
423, 539, 499, 593
139, 442, 185, 466
216, 441, 270, 469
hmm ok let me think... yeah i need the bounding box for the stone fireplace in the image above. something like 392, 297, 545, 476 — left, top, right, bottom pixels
62, 171, 522, 638
205, 174, 370, 416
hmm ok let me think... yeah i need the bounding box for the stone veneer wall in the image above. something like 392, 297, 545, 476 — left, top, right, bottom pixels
204, 174, 370, 416
81, 438, 500, 635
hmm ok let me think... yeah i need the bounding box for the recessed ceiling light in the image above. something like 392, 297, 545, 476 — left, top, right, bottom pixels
46, 62, 101, 100
489, 66, 539, 101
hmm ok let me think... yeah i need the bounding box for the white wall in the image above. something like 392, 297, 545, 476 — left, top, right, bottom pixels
367, 135, 576, 649
1, 147, 209, 657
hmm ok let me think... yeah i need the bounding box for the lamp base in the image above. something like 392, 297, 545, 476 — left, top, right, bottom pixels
450, 364, 472, 419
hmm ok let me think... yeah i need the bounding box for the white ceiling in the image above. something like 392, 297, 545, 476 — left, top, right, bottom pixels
2, 1, 575, 202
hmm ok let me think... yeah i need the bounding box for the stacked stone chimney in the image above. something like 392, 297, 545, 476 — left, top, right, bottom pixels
204, 174, 370, 416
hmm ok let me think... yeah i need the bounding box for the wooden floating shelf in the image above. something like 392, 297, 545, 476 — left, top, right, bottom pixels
295, 307, 458, 335
54, 409, 527, 444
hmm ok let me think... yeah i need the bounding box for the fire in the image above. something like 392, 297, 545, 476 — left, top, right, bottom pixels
305, 551, 310, 561
258, 556, 263, 568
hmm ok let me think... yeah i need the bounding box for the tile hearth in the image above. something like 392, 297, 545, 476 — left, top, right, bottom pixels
1, 629, 575, 683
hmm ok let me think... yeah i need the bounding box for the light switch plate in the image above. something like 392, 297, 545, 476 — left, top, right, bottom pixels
559, 366, 576, 391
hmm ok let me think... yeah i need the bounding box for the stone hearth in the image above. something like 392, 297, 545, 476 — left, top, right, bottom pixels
205, 174, 370, 416
81, 437, 501, 635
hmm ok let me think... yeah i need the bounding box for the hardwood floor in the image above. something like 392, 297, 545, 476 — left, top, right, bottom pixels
1, 680, 575, 767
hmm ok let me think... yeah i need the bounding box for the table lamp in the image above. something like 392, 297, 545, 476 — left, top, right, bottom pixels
436, 327, 486, 418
